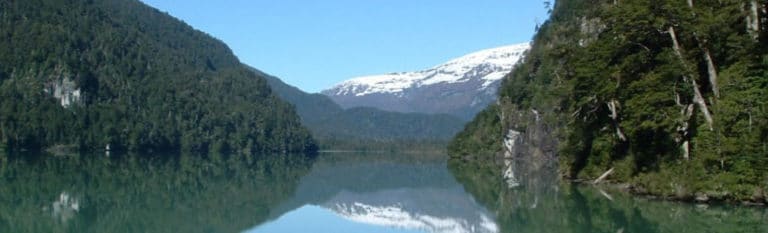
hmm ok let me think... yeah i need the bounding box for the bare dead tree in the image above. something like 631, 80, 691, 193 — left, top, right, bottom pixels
667, 26, 714, 131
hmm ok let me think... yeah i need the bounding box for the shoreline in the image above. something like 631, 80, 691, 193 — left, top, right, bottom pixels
574, 180, 768, 207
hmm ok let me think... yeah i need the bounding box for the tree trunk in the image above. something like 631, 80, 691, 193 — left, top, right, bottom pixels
691, 78, 714, 130
598, 188, 615, 201
702, 48, 719, 98
763, 2, 767, 43
607, 100, 627, 141
682, 141, 691, 160
748, 0, 760, 40
669, 27, 687, 69
668, 26, 714, 131
593, 167, 615, 184
675, 91, 695, 160
683, 1, 720, 98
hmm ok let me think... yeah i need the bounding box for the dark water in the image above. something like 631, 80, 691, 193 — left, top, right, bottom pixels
0, 151, 765, 233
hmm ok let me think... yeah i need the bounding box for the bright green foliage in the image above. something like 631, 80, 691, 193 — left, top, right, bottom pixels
0, 0, 316, 154
451, 0, 768, 201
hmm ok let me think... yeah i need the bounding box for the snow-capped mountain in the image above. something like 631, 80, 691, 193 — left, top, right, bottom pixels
325, 191, 499, 233
251, 153, 500, 233
322, 43, 530, 120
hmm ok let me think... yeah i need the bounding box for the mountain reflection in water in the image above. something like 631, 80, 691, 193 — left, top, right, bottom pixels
2, 151, 765, 233
246, 152, 497, 233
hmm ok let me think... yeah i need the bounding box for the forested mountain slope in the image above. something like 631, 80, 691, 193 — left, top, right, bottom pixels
450, 0, 768, 202
0, 0, 316, 154
260, 71, 465, 148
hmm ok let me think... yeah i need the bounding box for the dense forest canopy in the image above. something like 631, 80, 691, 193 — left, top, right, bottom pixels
451, 0, 768, 202
0, 0, 316, 154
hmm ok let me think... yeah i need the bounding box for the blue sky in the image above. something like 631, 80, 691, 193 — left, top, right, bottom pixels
140, 0, 549, 93
244, 205, 423, 233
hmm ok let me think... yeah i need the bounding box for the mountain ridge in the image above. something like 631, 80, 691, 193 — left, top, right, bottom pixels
322, 43, 529, 120
256, 67, 465, 148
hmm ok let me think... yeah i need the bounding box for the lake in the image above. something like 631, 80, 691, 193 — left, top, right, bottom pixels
0, 151, 765, 232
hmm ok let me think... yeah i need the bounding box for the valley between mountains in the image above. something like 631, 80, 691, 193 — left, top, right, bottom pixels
262, 44, 530, 149
322, 43, 529, 121
1, 1, 767, 232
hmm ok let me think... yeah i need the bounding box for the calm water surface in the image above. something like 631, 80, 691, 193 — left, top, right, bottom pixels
0, 151, 765, 232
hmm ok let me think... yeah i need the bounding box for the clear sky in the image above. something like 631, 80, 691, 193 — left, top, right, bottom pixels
140, 0, 549, 93
245, 205, 423, 233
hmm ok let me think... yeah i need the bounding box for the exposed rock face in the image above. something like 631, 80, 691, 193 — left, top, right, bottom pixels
40, 66, 84, 109
499, 108, 559, 190
45, 77, 82, 108
502, 129, 522, 188
578, 17, 606, 47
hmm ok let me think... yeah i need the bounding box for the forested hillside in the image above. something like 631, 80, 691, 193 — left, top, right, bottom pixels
260, 71, 465, 149
0, 0, 316, 154
451, 0, 768, 202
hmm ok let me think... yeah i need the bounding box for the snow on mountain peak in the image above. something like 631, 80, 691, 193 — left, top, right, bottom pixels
326, 42, 530, 97
331, 202, 498, 233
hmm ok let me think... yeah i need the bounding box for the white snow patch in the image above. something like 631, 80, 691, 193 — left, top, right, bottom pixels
326, 43, 530, 97
331, 202, 498, 233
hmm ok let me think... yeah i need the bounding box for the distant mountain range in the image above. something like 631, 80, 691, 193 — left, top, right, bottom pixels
255, 68, 465, 147
322, 43, 529, 120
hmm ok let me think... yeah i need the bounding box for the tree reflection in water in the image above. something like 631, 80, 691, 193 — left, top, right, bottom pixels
448, 158, 768, 233
0, 152, 314, 233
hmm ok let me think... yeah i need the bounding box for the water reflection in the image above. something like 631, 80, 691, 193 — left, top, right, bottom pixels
5, 150, 761, 233
0, 152, 314, 233
1, 151, 495, 233
50, 192, 81, 224
448, 158, 768, 233
247, 152, 496, 233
